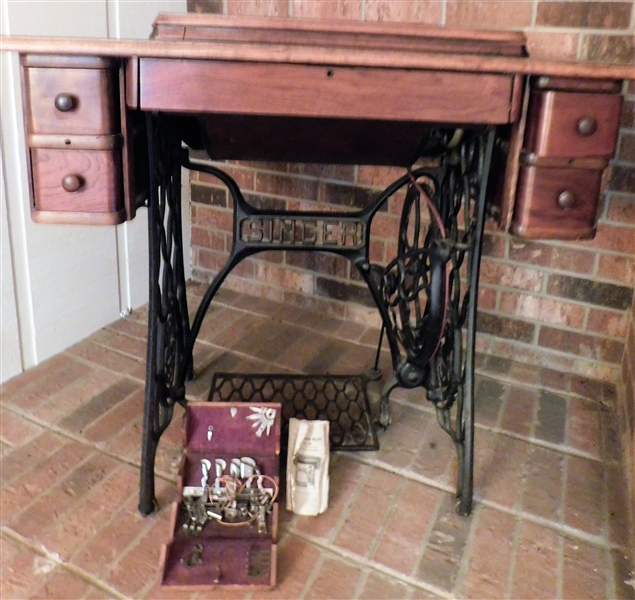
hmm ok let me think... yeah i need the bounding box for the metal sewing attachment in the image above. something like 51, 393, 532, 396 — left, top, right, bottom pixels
182, 544, 204, 567
213, 564, 221, 585
200, 459, 212, 488
181, 457, 278, 537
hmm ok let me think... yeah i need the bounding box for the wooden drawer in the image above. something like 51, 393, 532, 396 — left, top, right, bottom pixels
524, 91, 622, 159
24, 65, 118, 135
30, 148, 124, 221
139, 59, 517, 124
512, 166, 603, 239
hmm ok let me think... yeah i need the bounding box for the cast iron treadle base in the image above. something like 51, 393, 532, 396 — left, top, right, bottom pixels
208, 373, 379, 451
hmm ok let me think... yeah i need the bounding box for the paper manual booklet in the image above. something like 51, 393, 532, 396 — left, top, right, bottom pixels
286, 418, 329, 516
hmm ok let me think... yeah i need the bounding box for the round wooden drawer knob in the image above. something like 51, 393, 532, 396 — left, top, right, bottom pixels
54, 93, 76, 112
577, 117, 597, 137
557, 190, 577, 210
61, 174, 83, 193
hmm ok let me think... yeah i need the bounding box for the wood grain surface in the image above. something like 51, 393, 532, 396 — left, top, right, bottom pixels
513, 166, 603, 239
139, 59, 515, 124
524, 90, 623, 158
2, 36, 633, 80
30, 148, 123, 214
155, 13, 526, 57
24, 66, 118, 135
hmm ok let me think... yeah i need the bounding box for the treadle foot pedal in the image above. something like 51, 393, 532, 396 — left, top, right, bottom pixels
208, 373, 379, 451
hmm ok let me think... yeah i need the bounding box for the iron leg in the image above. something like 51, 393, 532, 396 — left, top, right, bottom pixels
378, 374, 399, 429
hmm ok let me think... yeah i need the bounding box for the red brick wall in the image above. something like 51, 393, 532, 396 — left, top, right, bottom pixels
186, 0, 634, 384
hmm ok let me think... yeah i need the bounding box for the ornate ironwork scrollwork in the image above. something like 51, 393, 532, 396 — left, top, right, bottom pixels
373, 128, 497, 515
137, 118, 497, 518
139, 114, 191, 515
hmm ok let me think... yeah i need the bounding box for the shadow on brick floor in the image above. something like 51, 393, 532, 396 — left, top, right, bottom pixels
1, 285, 633, 599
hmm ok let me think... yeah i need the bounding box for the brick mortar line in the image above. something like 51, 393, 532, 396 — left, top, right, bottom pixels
451, 502, 484, 597
62, 348, 146, 383
582, 303, 590, 331
324, 457, 374, 545
476, 500, 623, 553
196, 264, 635, 321
1, 364, 128, 421
298, 552, 327, 599
605, 546, 619, 600
391, 396, 605, 463
364, 476, 407, 562
66, 311, 621, 417
1, 440, 100, 528
479, 254, 635, 288
103, 325, 148, 343
407, 487, 447, 582
191, 254, 633, 314
473, 365, 617, 401
563, 394, 572, 453
190, 316, 378, 358
476, 335, 624, 372
518, 324, 626, 361
341, 450, 626, 553
193, 158, 402, 192
504, 234, 635, 259
530, 0, 538, 28
596, 218, 635, 231
1, 525, 130, 600
65, 343, 148, 372
591, 245, 602, 281
559, 448, 569, 543
505, 517, 525, 598
281, 527, 455, 600
447, 383, 507, 594
351, 567, 370, 600
0, 402, 179, 486
556, 535, 564, 599
531, 25, 635, 36
67, 480, 160, 598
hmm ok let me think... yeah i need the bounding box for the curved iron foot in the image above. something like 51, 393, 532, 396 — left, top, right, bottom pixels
377, 374, 399, 429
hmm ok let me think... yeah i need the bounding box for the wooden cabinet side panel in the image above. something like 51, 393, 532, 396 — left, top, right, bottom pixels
120, 63, 148, 221
498, 75, 529, 231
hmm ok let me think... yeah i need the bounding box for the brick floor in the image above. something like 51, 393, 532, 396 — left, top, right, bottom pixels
1, 284, 633, 599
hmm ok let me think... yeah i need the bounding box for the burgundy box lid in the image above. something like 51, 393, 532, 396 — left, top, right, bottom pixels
185, 402, 282, 456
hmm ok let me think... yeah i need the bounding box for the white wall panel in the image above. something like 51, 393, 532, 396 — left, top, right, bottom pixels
0, 164, 22, 382
1, 0, 121, 373
0, 0, 187, 383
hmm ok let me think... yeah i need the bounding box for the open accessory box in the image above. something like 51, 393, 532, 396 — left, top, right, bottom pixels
160, 402, 282, 589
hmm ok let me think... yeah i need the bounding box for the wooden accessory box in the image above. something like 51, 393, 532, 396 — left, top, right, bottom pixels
160, 402, 282, 590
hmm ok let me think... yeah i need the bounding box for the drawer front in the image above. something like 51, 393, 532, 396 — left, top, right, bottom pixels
513, 166, 603, 239
31, 148, 123, 214
525, 91, 622, 158
25, 67, 118, 135
139, 59, 516, 124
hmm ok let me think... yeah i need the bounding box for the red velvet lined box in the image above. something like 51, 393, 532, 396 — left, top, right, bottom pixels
160, 402, 282, 590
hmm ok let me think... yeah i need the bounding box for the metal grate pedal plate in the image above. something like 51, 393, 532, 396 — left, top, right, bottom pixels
208, 373, 379, 451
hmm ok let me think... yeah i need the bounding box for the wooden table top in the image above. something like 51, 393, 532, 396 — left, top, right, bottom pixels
1, 13, 633, 81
